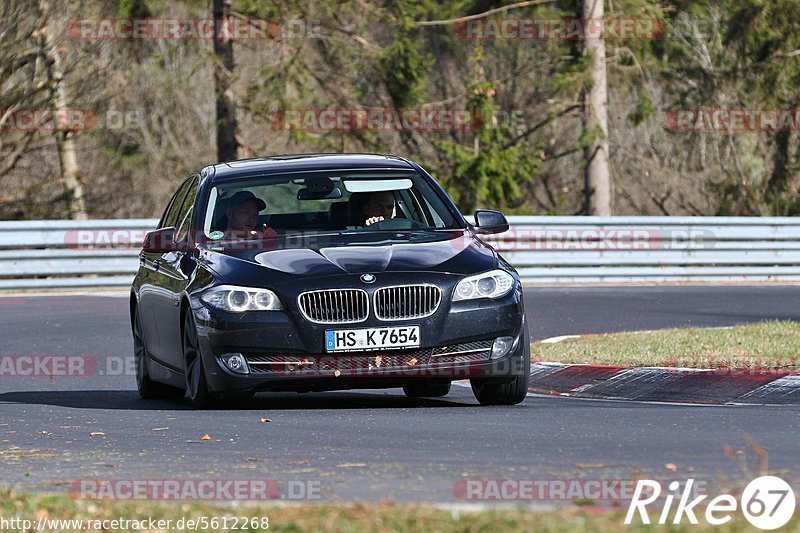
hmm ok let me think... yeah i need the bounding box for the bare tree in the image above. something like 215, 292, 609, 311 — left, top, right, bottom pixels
37, 0, 87, 219
0, 1, 48, 179
582, 0, 611, 215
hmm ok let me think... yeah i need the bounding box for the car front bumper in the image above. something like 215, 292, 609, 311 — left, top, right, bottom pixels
192, 285, 526, 394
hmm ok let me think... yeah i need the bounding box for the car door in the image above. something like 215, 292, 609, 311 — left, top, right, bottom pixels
140, 177, 194, 367
152, 176, 199, 370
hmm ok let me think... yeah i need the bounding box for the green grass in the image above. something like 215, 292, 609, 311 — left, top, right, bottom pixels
532, 320, 800, 369
1, 490, 798, 532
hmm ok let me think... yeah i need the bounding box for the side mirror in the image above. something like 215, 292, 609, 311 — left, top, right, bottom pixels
142, 227, 181, 253
474, 210, 509, 235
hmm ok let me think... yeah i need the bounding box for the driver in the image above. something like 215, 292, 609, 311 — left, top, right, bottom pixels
225, 191, 276, 238
363, 191, 397, 227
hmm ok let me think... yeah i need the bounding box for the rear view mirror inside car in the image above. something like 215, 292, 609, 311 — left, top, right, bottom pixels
297, 187, 342, 200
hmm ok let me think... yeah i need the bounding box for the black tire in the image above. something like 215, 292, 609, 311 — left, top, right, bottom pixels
183, 311, 217, 409
470, 332, 531, 406
403, 382, 451, 398
132, 306, 185, 400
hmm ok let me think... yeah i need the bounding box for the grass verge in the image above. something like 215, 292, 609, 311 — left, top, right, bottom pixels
1, 490, 798, 532
532, 320, 800, 369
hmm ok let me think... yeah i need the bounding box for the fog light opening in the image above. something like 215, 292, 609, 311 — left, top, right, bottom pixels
221, 353, 250, 375
491, 336, 515, 360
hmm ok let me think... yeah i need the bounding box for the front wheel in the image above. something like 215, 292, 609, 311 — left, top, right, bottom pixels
183, 311, 217, 409
471, 332, 531, 406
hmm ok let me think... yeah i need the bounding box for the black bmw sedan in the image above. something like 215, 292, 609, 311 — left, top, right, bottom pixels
131, 154, 530, 408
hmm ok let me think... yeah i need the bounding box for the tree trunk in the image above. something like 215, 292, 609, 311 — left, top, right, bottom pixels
39, 0, 88, 220
213, 0, 239, 162
765, 129, 791, 212
582, 0, 612, 215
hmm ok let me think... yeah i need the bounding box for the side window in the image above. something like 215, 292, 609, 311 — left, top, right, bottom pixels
175, 178, 199, 242
160, 178, 193, 229
158, 198, 176, 228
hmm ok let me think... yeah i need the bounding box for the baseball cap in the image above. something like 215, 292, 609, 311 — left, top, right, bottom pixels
228, 190, 266, 211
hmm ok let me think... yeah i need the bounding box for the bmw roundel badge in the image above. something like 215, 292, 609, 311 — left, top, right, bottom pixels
361, 273, 376, 283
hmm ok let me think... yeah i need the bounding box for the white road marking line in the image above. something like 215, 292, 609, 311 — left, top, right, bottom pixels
539, 335, 581, 344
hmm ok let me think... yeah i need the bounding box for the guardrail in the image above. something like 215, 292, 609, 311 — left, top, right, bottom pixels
482, 216, 800, 283
0, 219, 155, 290
0, 217, 798, 290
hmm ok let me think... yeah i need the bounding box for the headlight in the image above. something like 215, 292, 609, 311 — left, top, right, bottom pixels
453, 269, 514, 301
201, 285, 283, 312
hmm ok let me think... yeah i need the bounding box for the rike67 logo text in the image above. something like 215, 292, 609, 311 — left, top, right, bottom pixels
626, 476, 795, 530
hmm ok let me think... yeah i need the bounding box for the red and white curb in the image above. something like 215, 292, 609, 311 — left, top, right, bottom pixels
528, 362, 799, 405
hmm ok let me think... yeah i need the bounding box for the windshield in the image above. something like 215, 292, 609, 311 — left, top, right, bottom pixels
202, 170, 461, 241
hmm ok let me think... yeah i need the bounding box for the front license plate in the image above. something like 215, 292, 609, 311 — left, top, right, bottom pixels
325, 326, 420, 352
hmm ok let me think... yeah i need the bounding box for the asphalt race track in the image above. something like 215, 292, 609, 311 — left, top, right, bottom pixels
1, 285, 799, 503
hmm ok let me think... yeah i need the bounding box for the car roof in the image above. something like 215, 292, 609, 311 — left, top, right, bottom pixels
206, 153, 416, 182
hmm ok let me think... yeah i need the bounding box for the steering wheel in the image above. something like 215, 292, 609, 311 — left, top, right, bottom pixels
366, 218, 426, 230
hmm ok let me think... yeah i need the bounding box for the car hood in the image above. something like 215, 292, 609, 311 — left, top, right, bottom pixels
199, 230, 497, 284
